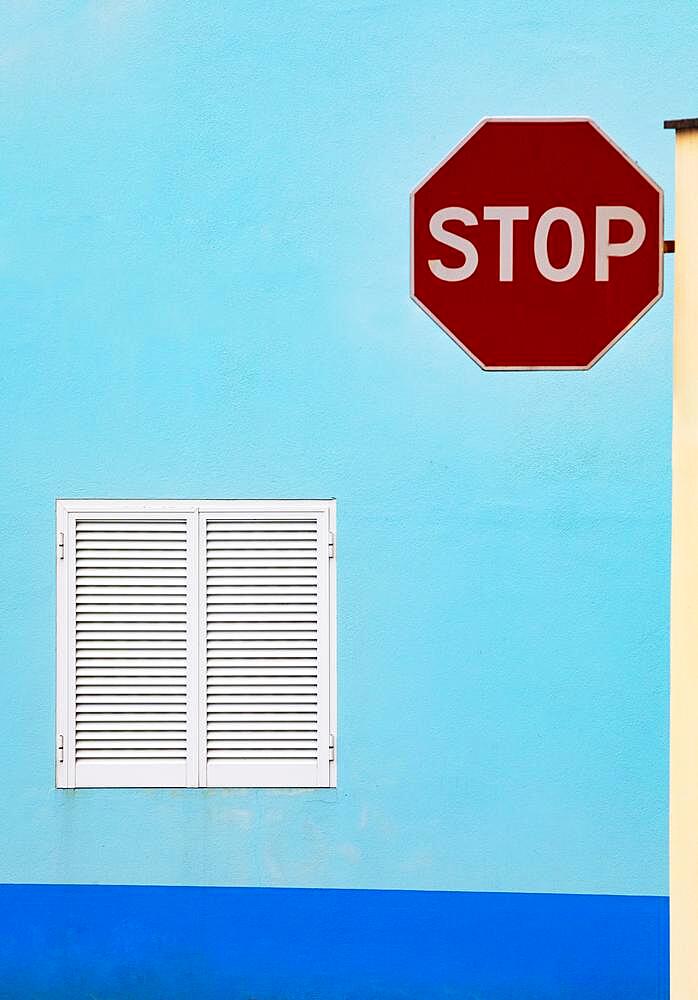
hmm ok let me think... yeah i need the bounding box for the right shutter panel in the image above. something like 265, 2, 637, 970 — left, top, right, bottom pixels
201, 509, 331, 787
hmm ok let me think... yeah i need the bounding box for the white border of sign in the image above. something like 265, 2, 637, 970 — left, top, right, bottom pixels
410, 117, 665, 371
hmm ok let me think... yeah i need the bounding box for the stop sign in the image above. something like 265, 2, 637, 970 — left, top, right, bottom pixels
411, 118, 663, 370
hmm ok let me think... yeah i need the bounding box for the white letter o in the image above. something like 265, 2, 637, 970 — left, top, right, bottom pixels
534, 207, 585, 282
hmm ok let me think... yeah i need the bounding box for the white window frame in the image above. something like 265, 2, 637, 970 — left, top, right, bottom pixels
56, 499, 337, 789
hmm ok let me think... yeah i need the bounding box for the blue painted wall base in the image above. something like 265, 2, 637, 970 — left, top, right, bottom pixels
0, 884, 668, 999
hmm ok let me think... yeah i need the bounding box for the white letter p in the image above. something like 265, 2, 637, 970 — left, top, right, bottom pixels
595, 206, 646, 281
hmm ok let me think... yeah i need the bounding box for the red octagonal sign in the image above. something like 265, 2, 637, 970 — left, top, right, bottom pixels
411, 118, 663, 370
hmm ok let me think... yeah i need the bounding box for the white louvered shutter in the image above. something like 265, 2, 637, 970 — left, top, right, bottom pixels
59, 511, 197, 788
56, 501, 335, 789
200, 507, 333, 788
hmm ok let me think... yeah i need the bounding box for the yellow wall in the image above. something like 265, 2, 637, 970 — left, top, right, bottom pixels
671, 123, 698, 1000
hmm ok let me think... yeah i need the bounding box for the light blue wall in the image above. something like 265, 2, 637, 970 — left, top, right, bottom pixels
1, 0, 693, 897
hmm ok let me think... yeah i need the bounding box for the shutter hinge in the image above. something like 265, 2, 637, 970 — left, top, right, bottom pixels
57, 531, 65, 560
57, 734, 64, 764
328, 531, 335, 559
329, 733, 335, 762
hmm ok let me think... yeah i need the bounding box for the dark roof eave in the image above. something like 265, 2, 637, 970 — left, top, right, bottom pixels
665, 118, 698, 131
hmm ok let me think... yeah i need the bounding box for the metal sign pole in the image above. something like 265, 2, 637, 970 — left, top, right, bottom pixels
665, 116, 698, 1000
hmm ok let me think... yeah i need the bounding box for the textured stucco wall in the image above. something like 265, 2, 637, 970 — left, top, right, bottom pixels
1, 0, 693, 897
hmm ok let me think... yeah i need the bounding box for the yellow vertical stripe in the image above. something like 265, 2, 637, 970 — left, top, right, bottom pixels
670, 124, 698, 1000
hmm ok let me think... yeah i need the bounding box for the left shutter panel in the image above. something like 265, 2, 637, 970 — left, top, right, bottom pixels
65, 512, 197, 788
